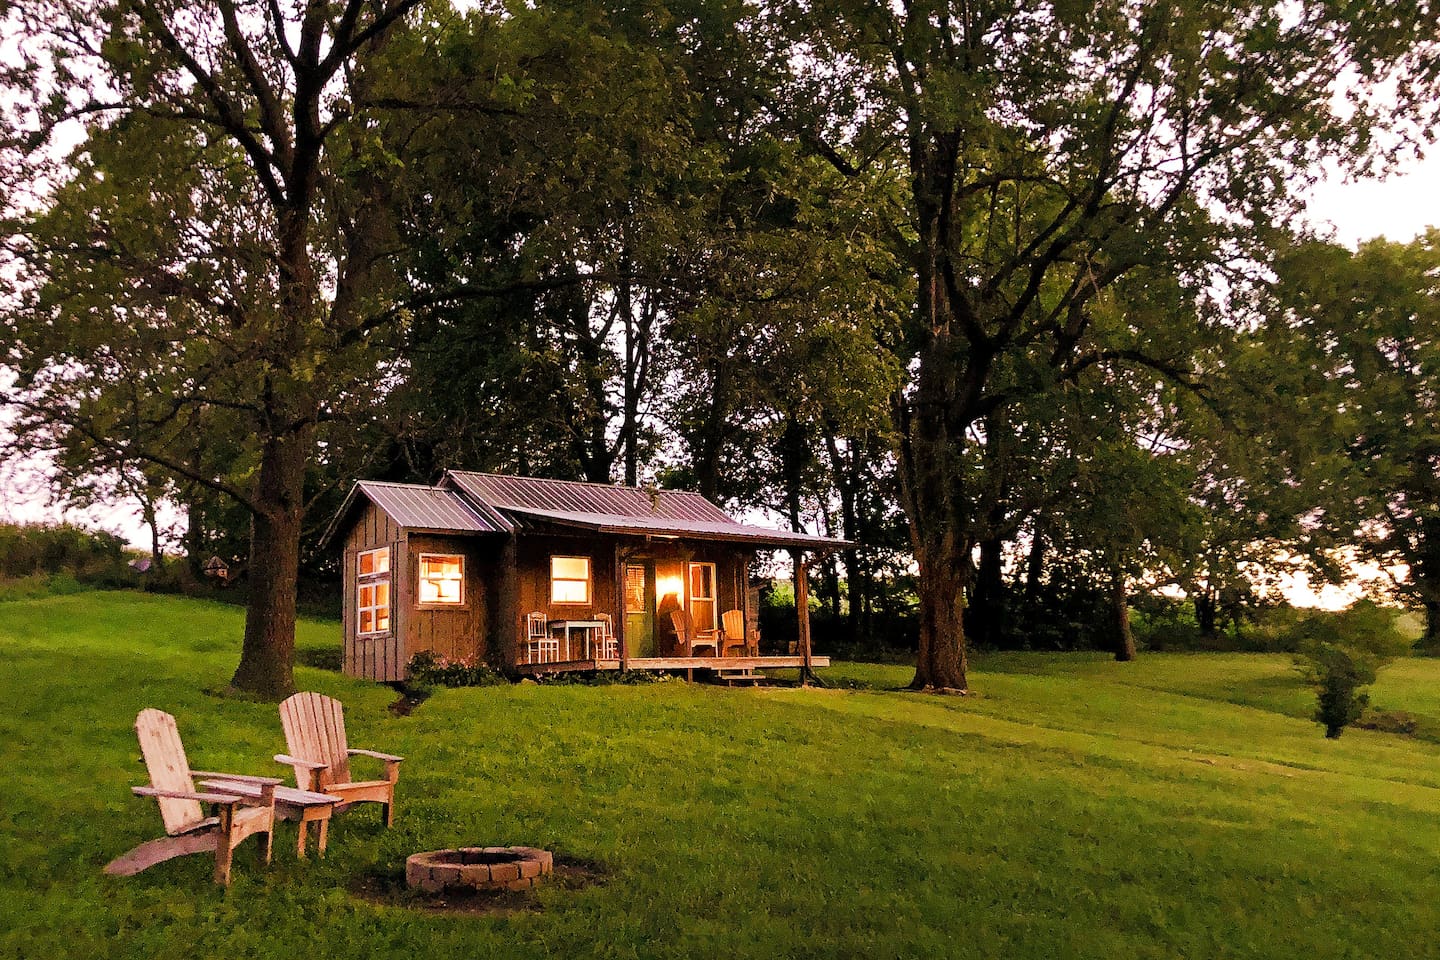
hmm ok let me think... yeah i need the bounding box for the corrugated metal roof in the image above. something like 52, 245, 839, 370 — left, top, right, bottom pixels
318, 480, 507, 548
324, 472, 851, 551
446, 471, 736, 524
495, 505, 854, 550
355, 481, 505, 533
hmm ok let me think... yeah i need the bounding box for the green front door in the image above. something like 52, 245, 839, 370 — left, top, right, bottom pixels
624, 563, 656, 657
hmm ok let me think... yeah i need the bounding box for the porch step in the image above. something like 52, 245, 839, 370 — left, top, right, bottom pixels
710, 668, 767, 687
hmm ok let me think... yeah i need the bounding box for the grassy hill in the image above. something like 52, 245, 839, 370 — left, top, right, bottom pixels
3, 591, 1439, 959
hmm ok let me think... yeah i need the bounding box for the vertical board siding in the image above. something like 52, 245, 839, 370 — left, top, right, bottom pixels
514, 534, 622, 663
400, 534, 496, 675
342, 502, 405, 682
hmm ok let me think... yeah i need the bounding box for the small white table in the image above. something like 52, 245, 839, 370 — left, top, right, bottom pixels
549, 619, 604, 660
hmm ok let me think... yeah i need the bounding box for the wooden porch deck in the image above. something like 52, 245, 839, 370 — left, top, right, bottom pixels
514, 655, 831, 675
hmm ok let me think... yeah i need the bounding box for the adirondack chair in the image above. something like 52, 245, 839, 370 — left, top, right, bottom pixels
105, 709, 281, 886
719, 609, 757, 657
276, 692, 404, 828
670, 608, 719, 657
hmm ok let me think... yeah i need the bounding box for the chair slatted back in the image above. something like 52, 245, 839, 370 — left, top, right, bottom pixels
721, 609, 744, 642
669, 608, 693, 652
135, 708, 201, 835
279, 692, 351, 788
596, 613, 614, 639
525, 612, 548, 640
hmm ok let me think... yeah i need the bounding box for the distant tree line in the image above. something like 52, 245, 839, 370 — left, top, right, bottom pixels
3, 0, 1439, 696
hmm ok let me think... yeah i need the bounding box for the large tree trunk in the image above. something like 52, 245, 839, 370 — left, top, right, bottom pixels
1195, 588, 1217, 637
231, 427, 310, 698
911, 541, 970, 690
1415, 515, 1440, 653
1110, 567, 1135, 662
1023, 518, 1045, 605
971, 535, 1005, 647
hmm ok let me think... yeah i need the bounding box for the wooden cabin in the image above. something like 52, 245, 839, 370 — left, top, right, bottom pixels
320, 472, 849, 681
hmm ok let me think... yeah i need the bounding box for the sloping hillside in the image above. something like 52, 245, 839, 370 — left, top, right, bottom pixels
2, 592, 1437, 959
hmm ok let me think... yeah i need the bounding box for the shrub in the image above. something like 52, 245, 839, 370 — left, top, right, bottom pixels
533, 669, 677, 686
1290, 601, 1412, 738
406, 650, 507, 687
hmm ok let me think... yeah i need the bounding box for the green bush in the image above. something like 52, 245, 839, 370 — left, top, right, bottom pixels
0, 522, 127, 578
406, 650, 507, 687
1290, 601, 1412, 738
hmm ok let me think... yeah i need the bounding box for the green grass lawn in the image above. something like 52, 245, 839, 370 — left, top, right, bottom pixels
4, 591, 1440, 959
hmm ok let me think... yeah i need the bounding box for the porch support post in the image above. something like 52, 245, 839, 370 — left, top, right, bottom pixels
740, 550, 751, 656
793, 548, 814, 686
615, 542, 628, 672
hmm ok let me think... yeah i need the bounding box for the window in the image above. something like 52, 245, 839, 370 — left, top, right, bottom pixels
358, 547, 389, 577
625, 565, 647, 614
418, 554, 464, 605
357, 548, 390, 635
551, 556, 591, 604
688, 562, 716, 632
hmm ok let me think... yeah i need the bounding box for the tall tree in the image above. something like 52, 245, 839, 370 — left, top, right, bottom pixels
767, 0, 1440, 690
1272, 232, 1440, 646
1, 0, 423, 696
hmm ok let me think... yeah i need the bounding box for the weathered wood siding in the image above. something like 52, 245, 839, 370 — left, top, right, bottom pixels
342, 502, 406, 682
510, 534, 749, 663
514, 534, 620, 660
403, 534, 496, 666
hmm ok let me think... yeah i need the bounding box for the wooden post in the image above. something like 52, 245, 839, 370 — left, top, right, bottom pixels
794, 549, 814, 686
739, 550, 751, 655
615, 542, 628, 672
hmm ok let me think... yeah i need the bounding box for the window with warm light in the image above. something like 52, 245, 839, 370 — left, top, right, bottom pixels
417, 554, 465, 605
357, 547, 390, 634
551, 556, 591, 604
688, 562, 717, 632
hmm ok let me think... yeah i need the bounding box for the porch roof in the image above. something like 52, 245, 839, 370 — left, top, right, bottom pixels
443, 471, 849, 548
494, 504, 853, 550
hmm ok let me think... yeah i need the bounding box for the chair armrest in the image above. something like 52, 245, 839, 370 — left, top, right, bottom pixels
348, 748, 404, 763
190, 771, 285, 786
274, 754, 329, 771
133, 786, 242, 806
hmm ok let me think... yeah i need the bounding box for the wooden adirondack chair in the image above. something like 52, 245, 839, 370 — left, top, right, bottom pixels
719, 609, 757, 657
105, 709, 280, 886
670, 608, 719, 657
276, 692, 403, 828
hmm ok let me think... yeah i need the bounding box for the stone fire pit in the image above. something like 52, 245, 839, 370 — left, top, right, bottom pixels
405, 847, 554, 893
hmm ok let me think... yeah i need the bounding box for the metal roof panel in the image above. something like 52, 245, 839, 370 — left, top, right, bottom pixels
354, 481, 505, 534
495, 505, 853, 550
445, 471, 737, 524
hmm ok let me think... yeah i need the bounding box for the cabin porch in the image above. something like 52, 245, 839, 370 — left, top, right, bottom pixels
513, 655, 832, 676
503, 530, 827, 678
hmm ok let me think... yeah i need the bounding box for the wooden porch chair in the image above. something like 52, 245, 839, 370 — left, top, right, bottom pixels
670, 608, 719, 657
719, 609, 757, 657
276, 692, 404, 828
594, 613, 619, 659
524, 611, 560, 663
105, 708, 280, 886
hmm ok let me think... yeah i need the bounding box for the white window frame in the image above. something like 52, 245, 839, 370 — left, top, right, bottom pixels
551, 556, 592, 605
416, 553, 465, 607
687, 562, 718, 632
357, 547, 391, 636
